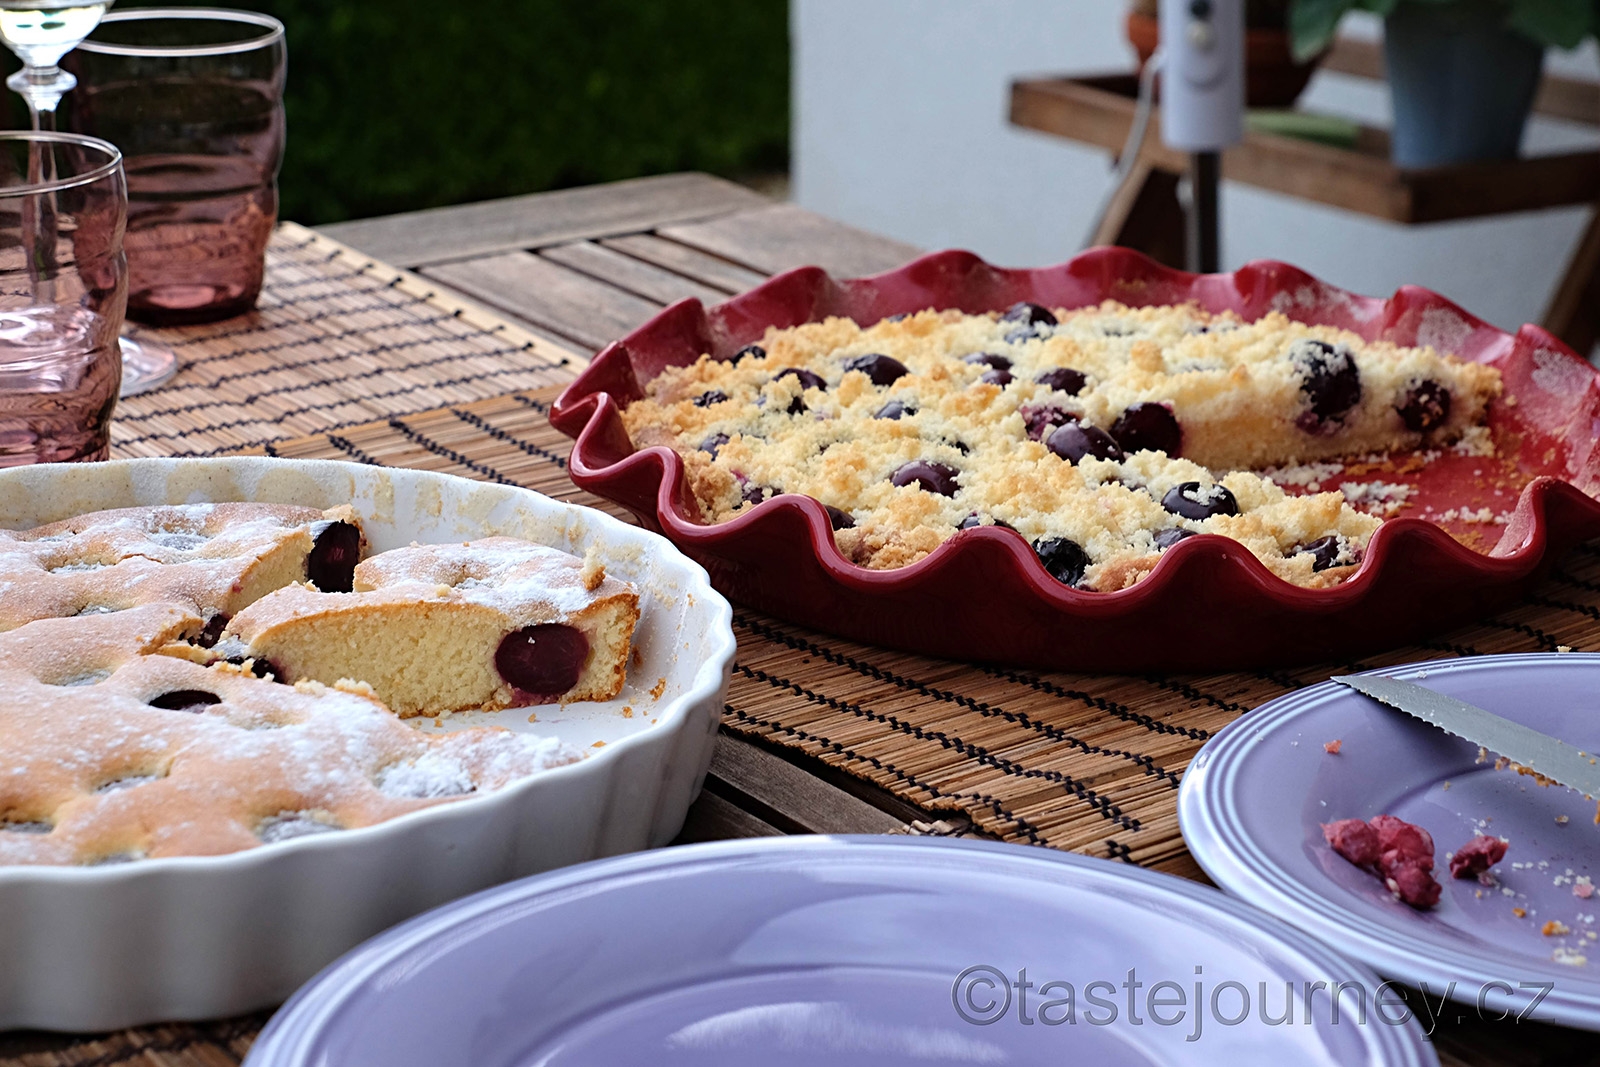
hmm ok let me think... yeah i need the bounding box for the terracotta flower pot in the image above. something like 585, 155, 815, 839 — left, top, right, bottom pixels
1126, 11, 1323, 108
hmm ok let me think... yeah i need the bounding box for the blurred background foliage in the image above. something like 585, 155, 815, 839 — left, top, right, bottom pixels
59, 0, 791, 224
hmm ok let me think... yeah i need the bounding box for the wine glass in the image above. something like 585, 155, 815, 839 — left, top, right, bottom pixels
0, 0, 108, 130
0, 0, 177, 397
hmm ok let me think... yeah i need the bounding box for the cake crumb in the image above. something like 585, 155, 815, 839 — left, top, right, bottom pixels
527, 712, 538, 723
622, 705, 634, 718
1554, 947, 1588, 966
591, 740, 607, 748
650, 676, 668, 700
1323, 739, 1342, 755
580, 546, 606, 591
1558, 814, 1571, 826
1558, 645, 1574, 653
1514, 906, 1527, 918
1544, 920, 1571, 936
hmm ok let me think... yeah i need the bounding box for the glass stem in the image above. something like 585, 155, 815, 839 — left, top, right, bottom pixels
7, 65, 70, 304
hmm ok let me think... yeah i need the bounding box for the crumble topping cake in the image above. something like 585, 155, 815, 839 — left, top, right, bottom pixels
222, 539, 642, 717
0, 606, 581, 866
0, 505, 640, 866
623, 301, 1503, 590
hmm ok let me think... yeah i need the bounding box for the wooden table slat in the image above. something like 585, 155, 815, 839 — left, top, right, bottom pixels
539, 239, 730, 307
423, 250, 663, 353
706, 735, 907, 835
658, 202, 924, 279
599, 232, 770, 293
318, 172, 768, 269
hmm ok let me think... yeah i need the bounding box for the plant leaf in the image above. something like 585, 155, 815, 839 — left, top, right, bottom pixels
1505, 0, 1593, 48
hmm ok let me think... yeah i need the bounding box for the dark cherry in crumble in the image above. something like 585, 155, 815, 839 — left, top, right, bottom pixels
1397, 379, 1452, 433
874, 400, 914, 420
1046, 423, 1123, 464
1291, 339, 1363, 433
1034, 367, 1087, 396
1033, 537, 1089, 586
1161, 482, 1239, 520
890, 461, 960, 497
843, 353, 909, 386
1110, 403, 1182, 456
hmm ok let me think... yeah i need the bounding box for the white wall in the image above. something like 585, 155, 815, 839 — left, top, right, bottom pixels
792, 0, 1599, 343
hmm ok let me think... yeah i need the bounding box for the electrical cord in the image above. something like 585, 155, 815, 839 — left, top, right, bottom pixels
1081, 47, 1165, 251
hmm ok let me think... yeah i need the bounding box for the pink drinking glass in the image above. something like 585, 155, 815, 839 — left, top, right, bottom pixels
65, 8, 285, 327
0, 130, 126, 466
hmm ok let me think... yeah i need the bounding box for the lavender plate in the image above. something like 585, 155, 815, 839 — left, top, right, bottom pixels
245, 837, 1433, 1067
1180, 654, 1600, 1030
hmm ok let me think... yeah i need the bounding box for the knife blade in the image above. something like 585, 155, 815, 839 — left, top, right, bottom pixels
1331, 673, 1600, 806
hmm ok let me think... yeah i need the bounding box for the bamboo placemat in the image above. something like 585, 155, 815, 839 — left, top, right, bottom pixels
109, 222, 583, 460
240, 384, 1600, 877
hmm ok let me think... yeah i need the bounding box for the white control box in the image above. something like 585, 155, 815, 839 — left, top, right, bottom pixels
1159, 0, 1245, 151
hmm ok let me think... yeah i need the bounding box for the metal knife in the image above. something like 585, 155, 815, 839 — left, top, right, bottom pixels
1331, 673, 1600, 804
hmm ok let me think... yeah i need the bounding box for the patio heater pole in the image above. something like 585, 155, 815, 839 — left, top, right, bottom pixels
1190, 151, 1222, 272
1158, 0, 1244, 274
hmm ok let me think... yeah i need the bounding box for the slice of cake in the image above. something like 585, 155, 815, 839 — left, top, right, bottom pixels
0, 503, 365, 636
0, 604, 583, 866
220, 538, 641, 716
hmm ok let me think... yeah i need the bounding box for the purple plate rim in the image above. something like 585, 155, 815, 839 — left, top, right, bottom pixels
243, 835, 1436, 1067
1179, 653, 1600, 1031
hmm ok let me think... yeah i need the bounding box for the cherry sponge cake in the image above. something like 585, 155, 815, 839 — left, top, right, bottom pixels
0, 502, 365, 634
222, 538, 642, 716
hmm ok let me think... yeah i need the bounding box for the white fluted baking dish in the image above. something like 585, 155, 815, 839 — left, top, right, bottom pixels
0, 458, 734, 1032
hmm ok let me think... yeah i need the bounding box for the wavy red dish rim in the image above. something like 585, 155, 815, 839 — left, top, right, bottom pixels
552, 247, 1600, 613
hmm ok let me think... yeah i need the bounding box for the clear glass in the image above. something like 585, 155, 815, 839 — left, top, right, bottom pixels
65, 8, 285, 327
0, 131, 126, 466
0, 0, 111, 130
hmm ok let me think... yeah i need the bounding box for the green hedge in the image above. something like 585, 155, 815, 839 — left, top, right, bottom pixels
114, 0, 790, 224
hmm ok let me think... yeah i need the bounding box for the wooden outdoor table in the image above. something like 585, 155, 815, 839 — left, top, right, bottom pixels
1, 173, 1596, 1066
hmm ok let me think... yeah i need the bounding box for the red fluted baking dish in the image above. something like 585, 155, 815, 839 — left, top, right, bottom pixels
551, 247, 1600, 671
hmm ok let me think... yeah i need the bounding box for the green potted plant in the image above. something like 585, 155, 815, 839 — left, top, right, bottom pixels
1289, 0, 1600, 167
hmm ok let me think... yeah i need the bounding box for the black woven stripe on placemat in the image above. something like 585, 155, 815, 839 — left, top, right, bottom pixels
385, 419, 519, 486
1474, 617, 1563, 652
118, 364, 554, 453
1415, 640, 1481, 658
178, 311, 461, 383
734, 613, 1181, 788
1526, 593, 1600, 626
118, 339, 550, 425
151, 289, 445, 353
509, 393, 551, 414
978, 664, 1212, 742
1553, 567, 1600, 596
323, 434, 384, 467
734, 661, 1141, 831
724, 704, 1051, 847
447, 407, 570, 471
